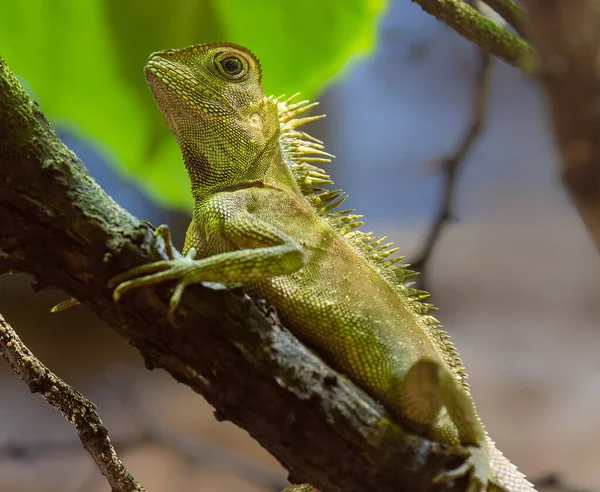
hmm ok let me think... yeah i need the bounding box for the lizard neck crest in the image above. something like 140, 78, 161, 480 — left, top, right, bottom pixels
275, 94, 468, 385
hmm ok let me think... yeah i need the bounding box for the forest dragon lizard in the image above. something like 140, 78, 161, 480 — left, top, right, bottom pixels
110, 42, 535, 492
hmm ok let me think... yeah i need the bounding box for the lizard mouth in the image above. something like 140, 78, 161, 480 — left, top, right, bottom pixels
144, 54, 230, 112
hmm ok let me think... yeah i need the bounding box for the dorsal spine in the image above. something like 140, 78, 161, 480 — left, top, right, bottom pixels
273, 93, 468, 386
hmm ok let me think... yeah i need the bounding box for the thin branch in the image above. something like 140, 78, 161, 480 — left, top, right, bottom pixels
524, 0, 600, 255
0, 428, 286, 490
412, 48, 492, 287
104, 368, 287, 490
409, 0, 534, 71
0, 56, 471, 491
0, 313, 145, 492
482, 0, 527, 37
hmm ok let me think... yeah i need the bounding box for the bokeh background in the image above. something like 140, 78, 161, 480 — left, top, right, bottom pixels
1, 1, 599, 491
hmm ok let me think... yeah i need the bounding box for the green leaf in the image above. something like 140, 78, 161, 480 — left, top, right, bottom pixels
0, 0, 387, 210
0, 0, 148, 178
215, 0, 387, 99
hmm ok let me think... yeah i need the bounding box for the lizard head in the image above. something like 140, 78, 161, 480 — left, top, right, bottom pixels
144, 42, 281, 193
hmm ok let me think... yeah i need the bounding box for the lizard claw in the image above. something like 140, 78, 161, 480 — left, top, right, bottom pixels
109, 224, 199, 314
433, 444, 489, 492
155, 224, 178, 260
109, 261, 172, 293
111, 256, 196, 302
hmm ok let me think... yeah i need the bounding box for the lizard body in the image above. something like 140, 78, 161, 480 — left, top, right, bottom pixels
112, 42, 535, 492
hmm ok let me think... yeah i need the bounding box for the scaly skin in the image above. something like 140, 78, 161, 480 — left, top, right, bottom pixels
111, 42, 535, 492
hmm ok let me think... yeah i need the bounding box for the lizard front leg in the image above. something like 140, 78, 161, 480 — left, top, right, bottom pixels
110, 213, 305, 315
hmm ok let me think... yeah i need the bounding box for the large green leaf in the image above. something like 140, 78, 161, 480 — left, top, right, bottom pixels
215, 0, 387, 98
0, 0, 387, 210
0, 0, 147, 177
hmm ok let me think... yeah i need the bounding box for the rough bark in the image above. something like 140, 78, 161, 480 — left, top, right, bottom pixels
410, 0, 534, 71
0, 313, 145, 492
482, 0, 526, 36
0, 58, 468, 491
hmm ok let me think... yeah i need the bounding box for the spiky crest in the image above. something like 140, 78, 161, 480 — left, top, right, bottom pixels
272, 93, 468, 385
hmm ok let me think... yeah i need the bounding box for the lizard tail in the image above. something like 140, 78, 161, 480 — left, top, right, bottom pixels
488, 438, 537, 491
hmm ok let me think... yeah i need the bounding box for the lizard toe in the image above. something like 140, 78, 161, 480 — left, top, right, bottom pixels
433, 445, 489, 492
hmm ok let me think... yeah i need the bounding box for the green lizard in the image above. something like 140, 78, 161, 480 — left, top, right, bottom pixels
110, 42, 535, 492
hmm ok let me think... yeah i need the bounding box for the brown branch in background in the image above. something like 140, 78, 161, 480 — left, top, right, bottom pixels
409, 0, 533, 71
482, 0, 527, 37
0, 313, 145, 492
412, 48, 491, 288
524, 1, 600, 255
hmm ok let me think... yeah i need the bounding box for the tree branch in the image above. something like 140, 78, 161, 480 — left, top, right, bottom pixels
0, 58, 469, 491
0, 422, 286, 490
0, 313, 145, 492
524, 0, 600, 255
482, 0, 527, 37
413, 48, 492, 287
409, 0, 534, 71
0, 366, 287, 489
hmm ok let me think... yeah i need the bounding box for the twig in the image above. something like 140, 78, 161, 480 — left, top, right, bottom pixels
0, 430, 286, 490
0, 313, 145, 492
104, 367, 287, 490
524, 0, 600, 256
412, 48, 491, 287
482, 0, 527, 37
0, 366, 287, 488
409, 0, 534, 71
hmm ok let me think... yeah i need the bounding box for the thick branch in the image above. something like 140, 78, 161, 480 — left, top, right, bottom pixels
0, 313, 145, 492
525, 1, 600, 254
410, 0, 534, 71
0, 58, 468, 490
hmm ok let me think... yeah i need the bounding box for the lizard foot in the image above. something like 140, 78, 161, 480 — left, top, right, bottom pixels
433, 444, 489, 492
109, 225, 198, 317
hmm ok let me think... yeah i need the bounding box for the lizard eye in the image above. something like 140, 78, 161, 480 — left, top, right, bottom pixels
215, 53, 248, 80
220, 57, 243, 75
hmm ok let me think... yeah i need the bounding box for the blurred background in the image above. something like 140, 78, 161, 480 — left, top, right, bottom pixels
1, 0, 600, 491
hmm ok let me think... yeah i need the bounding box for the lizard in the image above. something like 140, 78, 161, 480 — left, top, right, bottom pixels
108, 42, 536, 492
